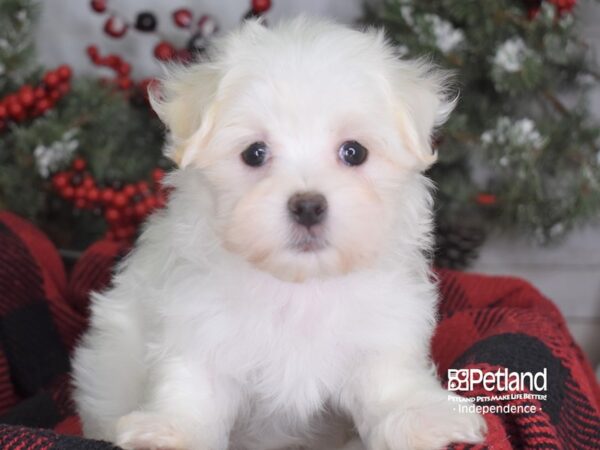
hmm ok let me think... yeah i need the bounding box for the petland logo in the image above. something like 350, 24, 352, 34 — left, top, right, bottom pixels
448, 368, 547, 392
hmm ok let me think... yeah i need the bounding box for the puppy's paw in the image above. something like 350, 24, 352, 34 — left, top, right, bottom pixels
405, 404, 487, 450
368, 395, 487, 450
115, 412, 188, 450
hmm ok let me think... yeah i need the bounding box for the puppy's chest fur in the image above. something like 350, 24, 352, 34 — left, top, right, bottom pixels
216, 283, 364, 447
182, 278, 360, 398
152, 270, 407, 440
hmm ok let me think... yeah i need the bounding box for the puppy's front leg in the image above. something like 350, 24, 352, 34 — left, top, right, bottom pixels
341, 354, 486, 450
116, 357, 239, 450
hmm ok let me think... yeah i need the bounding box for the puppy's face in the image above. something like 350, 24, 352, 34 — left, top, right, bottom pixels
206, 86, 398, 282
153, 20, 452, 282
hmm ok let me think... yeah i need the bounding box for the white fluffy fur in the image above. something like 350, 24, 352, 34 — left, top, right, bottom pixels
72, 18, 486, 450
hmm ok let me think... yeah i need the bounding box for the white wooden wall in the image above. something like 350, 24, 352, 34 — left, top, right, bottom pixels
34, 0, 600, 367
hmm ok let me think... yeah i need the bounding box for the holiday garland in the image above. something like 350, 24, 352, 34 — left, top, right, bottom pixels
364, 0, 600, 263
1, 0, 598, 268
0, 0, 271, 251
0, 66, 72, 130
51, 160, 168, 241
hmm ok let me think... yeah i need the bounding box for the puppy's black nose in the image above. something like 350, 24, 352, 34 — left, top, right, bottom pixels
288, 192, 328, 227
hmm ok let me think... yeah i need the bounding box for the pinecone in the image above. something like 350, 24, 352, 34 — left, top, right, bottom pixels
434, 224, 486, 269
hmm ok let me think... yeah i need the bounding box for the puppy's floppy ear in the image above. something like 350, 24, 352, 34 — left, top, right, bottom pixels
387, 57, 456, 170
149, 63, 221, 167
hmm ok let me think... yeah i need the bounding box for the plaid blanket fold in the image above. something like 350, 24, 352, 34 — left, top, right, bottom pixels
0, 211, 598, 449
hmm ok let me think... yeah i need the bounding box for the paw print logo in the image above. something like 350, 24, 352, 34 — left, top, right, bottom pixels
448, 369, 470, 391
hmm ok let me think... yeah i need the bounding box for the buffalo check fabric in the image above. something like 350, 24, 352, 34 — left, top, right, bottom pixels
0, 211, 598, 449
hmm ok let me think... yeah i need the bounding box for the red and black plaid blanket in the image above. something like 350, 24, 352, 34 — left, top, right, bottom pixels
0, 211, 598, 449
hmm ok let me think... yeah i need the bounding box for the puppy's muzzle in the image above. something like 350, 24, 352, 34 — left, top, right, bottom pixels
287, 192, 328, 228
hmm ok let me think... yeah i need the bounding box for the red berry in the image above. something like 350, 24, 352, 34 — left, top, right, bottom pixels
5, 94, 18, 106
34, 87, 46, 99
124, 206, 135, 219
154, 42, 176, 61
44, 71, 60, 88
75, 186, 87, 199
58, 82, 70, 96
134, 202, 147, 218
145, 196, 157, 210
83, 176, 95, 189
152, 168, 165, 183
476, 193, 497, 206
72, 158, 87, 171
117, 77, 133, 90
7, 102, 24, 119
19, 84, 33, 93
75, 198, 87, 209
137, 181, 149, 193
117, 62, 131, 76
252, 0, 271, 13
90, 0, 107, 13
123, 184, 136, 197
101, 188, 115, 204
49, 90, 61, 101
52, 173, 69, 189
172, 8, 192, 28
116, 228, 129, 240
36, 98, 51, 114
57, 65, 72, 81
87, 188, 100, 202
86, 45, 99, 59
0, 104, 7, 119
113, 192, 128, 208
156, 194, 166, 208
19, 91, 35, 108
104, 16, 128, 38
105, 55, 120, 68
63, 186, 75, 199
105, 208, 120, 222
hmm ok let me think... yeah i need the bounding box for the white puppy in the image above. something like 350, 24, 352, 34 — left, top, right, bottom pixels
72, 18, 487, 450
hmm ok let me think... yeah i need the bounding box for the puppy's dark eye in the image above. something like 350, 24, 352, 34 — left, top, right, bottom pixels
338, 140, 368, 166
241, 142, 269, 167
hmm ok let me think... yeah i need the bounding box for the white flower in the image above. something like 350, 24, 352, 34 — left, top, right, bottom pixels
480, 117, 545, 150
34, 129, 79, 178
493, 38, 531, 73
396, 44, 409, 57
16, 9, 28, 23
481, 130, 493, 145
424, 14, 464, 54
401, 6, 414, 25
512, 118, 543, 148
549, 222, 565, 237
576, 73, 595, 86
